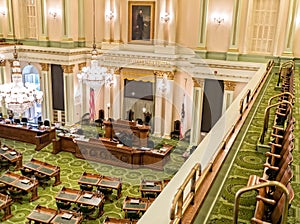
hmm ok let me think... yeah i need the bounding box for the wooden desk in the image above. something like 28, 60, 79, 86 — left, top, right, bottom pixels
23, 158, 61, 186
51, 209, 83, 224
0, 123, 56, 151
0, 145, 23, 170
53, 135, 173, 170
0, 193, 13, 221
103, 119, 150, 147
78, 172, 122, 199
27, 205, 83, 224
103, 216, 138, 224
55, 187, 105, 216
0, 171, 39, 201
122, 196, 153, 218
27, 204, 57, 223
139, 180, 163, 198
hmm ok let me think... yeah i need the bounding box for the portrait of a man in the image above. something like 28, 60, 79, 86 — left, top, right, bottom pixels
129, 2, 155, 43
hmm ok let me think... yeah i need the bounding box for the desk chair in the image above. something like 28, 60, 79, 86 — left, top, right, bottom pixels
0, 157, 10, 171
34, 172, 51, 189
44, 120, 50, 127
8, 187, 24, 204
20, 167, 34, 178
0, 182, 7, 194
125, 210, 141, 220
98, 186, 113, 201
56, 200, 71, 210
79, 204, 96, 220
79, 184, 93, 192
170, 120, 181, 140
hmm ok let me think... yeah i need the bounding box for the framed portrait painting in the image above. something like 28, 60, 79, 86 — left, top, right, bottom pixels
128, 1, 155, 43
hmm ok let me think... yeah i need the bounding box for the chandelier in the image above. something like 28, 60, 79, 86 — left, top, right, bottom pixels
77, 47, 113, 90
0, 47, 43, 114
77, 0, 113, 90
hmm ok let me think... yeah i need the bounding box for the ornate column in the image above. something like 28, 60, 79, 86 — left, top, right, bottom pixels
62, 65, 75, 125
78, 62, 86, 119
283, 0, 298, 56
190, 78, 204, 147
112, 68, 121, 119
153, 72, 164, 137
163, 72, 174, 139
61, 0, 73, 46
37, 0, 48, 46
196, 0, 209, 58
78, 0, 85, 46
226, 0, 242, 61
113, 0, 120, 43
103, 0, 111, 43
0, 60, 7, 116
40, 63, 52, 120
222, 81, 236, 114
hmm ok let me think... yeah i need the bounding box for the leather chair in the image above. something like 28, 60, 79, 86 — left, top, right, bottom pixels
79, 204, 96, 220
20, 167, 34, 178
56, 200, 71, 210
170, 120, 181, 140
95, 109, 104, 128
34, 172, 51, 189
79, 184, 93, 192
44, 120, 51, 127
0, 182, 7, 194
8, 187, 24, 204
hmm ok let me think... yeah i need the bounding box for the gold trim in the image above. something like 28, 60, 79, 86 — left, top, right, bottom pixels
78, 62, 86, 71
61, 65, 75, 73
224, 81, 236, 91
192, 77, 204, 88
154, 71, 174, 80
40, 63, 49, 71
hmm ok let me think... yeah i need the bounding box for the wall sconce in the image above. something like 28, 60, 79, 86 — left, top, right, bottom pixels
105, 10, 115, 21
214, 17, 224, 25
160, 12, 170, 23
0, 7, 6, 16
49, 9, 58, 19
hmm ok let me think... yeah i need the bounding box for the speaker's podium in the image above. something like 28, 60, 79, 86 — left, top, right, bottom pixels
103, 119, 150, 148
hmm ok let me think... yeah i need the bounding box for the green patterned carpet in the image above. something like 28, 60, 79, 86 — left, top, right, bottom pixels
203, 66, 300, 223
0, 133, 187, 223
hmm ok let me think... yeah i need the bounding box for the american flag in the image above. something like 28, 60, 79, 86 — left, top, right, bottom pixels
89, 88, 95, 121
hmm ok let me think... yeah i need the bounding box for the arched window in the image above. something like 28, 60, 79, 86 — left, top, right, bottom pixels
22, 64, 42, 122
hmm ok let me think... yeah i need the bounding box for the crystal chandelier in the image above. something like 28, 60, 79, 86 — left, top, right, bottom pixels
0, 46, 43, 114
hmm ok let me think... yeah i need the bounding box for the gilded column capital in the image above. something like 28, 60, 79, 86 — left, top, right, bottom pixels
154, 71, 174, 80
78, 62, 86, 71
224, 81, 236, 91
0, 60, 6, 66
40, 63, 49, 71
192, 77, 204, 88
113, 67, 122, 75
62, 65, 75, 74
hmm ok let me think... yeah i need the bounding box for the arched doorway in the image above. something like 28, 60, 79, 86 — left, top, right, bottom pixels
22, 64, 42, 122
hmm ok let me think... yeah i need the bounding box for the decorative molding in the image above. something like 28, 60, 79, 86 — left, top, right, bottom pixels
192, 77, 204, 88
224, 80, 236, 91
113, 67, 122, 75
62, 65, 75, 73
78, 62, 86, 71
0, 60, 6, 66
154, 71, 174, 80
40, 63, 49, 71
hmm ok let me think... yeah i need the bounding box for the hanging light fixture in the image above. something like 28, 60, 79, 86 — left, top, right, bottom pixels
77, 0, 112, 90
0, 0, 43, 115
0, 46, 43, 115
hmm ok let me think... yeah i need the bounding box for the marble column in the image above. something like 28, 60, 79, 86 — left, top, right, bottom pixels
40, 63, 52, 120
226, 0, 241, 61
61, 0, 72, 41
112, 68, 121, 119
62, 65, 75, 125
196, 0, 209, 58
0, 60, 7, 116
163, 72, 174, 139
78, 0, 85, 46
190, 78, 204, 147
37, 0, 48, 46
153, 72, 164, 137
222, 81, 236, 114
113, 0, 120, 43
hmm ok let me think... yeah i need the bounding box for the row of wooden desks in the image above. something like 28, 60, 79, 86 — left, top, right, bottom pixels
139, 180, 163, 198
23, 158, 61, 186
0, 145, 23, 170
0, 171, 39, 201
78, 172, 122, 199
55, 187, 105, 218
0, 193, 13, 221
27, 205, 83, 224
122, 196, 154, 218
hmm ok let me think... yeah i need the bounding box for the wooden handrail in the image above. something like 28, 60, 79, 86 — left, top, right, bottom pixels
234, 181, 290, 224
267, 92, 294, 106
